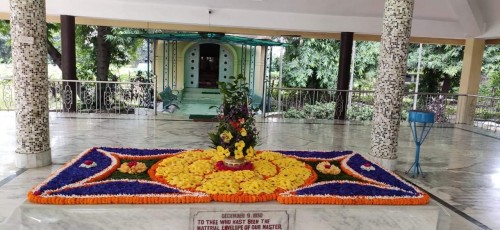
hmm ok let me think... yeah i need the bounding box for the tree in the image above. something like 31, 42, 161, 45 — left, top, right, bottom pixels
407, 44, 464, 93
0, 20, 62, 67
0, 21, 11, 63
76, 25, 144, 81
46, 23, 62, 69
282, 38, 340, 89
352, 41, 380, 90
481, 45, 500, 97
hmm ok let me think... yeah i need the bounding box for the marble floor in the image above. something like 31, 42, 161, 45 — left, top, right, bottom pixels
0, 111, 499, 229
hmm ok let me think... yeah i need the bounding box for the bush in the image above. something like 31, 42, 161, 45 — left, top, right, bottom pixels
283, 101, 410, 121
284, 102, 335, 119
283, 108, 305, 118
347, 105, 373, 121
475, 110, 500, 120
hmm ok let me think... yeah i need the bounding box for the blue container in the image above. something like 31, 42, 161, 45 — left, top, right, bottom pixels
406, 110, 435, 178
408, 110, 435, 123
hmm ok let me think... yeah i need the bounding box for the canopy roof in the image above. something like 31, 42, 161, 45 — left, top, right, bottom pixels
124, 32, 286, 46
2, 0, 500, 40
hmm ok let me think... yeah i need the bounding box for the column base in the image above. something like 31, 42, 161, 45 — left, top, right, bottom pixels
365, 154, 397, 171
15, 149, 52, 168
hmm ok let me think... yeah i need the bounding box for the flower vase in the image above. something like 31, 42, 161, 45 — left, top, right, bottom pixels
223, 156, 246, 168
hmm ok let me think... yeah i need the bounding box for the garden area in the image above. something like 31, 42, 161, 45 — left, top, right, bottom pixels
0, 20, 498, 126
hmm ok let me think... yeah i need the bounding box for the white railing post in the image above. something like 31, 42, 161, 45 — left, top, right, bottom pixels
154, 75, 157, 116
413, 43, 423, 110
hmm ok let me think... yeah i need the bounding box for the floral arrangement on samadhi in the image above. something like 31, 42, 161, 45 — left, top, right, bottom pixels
209, 74, 259, 160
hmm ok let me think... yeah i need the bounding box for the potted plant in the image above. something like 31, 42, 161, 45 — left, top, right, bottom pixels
209, 74, 259, 167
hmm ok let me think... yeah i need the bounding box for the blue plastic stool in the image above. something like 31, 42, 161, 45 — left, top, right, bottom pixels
406, 110, 435, 178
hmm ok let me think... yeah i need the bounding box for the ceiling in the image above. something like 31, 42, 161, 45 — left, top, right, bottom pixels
2, 0, 500, 39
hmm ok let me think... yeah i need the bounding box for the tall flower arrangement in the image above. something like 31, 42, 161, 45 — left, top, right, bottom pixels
209, 74, 259, 160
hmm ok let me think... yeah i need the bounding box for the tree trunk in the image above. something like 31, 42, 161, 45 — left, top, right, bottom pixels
95, 26, 112, 109
334, 32, 354, 120
96, 26, 112, 81
47, 40, 62, 69
441, 75, 452, 93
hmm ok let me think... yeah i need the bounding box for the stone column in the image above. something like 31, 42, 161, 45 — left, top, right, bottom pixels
369, 0, 415, 170
10, 0, 51, 168
456, 39, 485, 124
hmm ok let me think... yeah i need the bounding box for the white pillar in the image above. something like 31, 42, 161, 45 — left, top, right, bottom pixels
456, 39, 485, 124
10, 0, 52, 168
369, 0, 415, 170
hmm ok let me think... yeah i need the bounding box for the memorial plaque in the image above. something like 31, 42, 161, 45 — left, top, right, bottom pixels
191, 209, 295, 230
19, 36, 34, 45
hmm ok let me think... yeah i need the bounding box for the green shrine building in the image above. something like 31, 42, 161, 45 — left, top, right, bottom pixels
128, 32, 285, 108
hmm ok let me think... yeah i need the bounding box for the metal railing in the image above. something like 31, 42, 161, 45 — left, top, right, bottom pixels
473, 95, 500, 132
1, 78, 157, 116
0, 78, 13, 110
266, 87, 499, 132
1, 78, 498, 132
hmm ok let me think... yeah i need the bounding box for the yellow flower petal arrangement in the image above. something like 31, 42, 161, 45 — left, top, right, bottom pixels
150, 150, 317, 202
316, 161, 341, 175
117, 161, 148, 174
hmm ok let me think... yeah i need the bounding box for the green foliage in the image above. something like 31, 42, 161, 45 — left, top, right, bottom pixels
347, 105, 373, 121
475, 110, 500, 120
0, 20, 11, 63
284, 102, 335, 119
283, 108, 305, 119
282, 101, 410, 121
47, 23, 61, 47
480, 45, 500, 97
354, 41, 380, 80
481, 70, 500, 97
482, 45, 500, 74
76, 25, 144, 80
407, 44, 464, 93
282, 38, 340, 89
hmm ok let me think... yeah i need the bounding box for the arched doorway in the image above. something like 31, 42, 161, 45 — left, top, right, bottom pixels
199, 44, 219, 88
185, 43, 234, 88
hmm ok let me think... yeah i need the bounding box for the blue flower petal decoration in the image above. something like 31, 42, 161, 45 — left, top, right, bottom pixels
38, 148, 114, 192
52, 180, 181, 196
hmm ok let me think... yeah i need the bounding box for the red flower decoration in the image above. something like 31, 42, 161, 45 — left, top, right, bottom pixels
33, 191, 42, 196
324, 164, 331, 169
363, 163, 372, 167
84, 160, 94, 165
230, 121, 240, 130
215, 161, 254, 171
127, 161, 138, 167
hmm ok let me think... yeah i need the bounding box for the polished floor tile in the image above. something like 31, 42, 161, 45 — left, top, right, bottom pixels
0, 111, 498, 229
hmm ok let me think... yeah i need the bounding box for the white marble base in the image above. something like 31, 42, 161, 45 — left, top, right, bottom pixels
14, 150, 51, 168
1, 202, 442, 230
365, 154, 397, 171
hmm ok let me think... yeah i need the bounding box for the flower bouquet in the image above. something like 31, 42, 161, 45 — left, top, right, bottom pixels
209, 74, 259, 166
